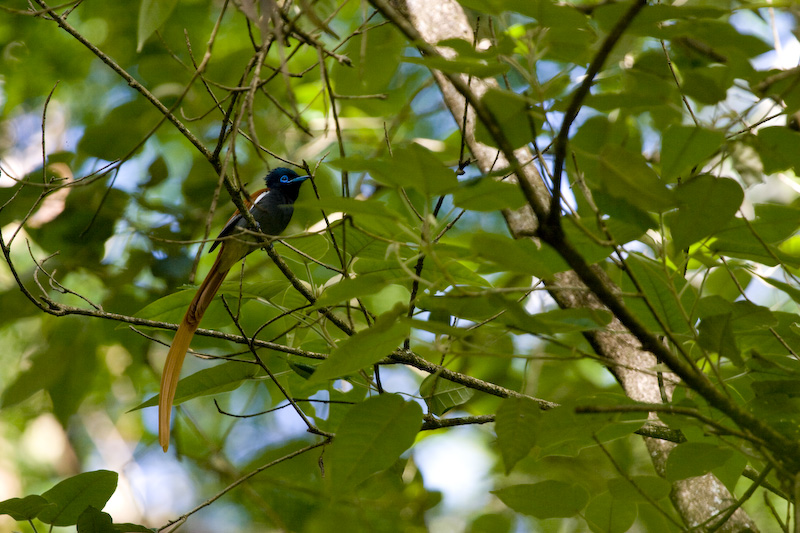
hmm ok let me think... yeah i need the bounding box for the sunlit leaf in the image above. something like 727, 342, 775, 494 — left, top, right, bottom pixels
131, 361, 260, 410
419, 374, 474, 415
310, 306, 409, 383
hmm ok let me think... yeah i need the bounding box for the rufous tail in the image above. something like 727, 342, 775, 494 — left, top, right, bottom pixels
159, 253, 230, 452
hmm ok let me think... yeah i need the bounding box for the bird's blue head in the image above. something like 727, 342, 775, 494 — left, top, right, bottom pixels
265, 167, 310, 200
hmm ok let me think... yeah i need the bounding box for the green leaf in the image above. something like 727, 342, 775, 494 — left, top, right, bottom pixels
750, 380, 800, 397
709, 204, 800, 266
418, 293, 506, 322
665, 442, 733, 482
591, 190, 657, 234
403, 55, 509, 77
584, 492, 637, 533
493, 481, 588, 519
332, 144, 457, 196
597, 146, 675, 212
532, 398, 645, 458
594, 3, 727, 35
451, 178, 526, 212
78, 101, 155, 160
661, 19, 771, 59
702, 300, 777, 331
131, 361, 260, 410
681, 66, 731, 105
329, 394, 422, 490
495, 397, 540, 473
315, 273, 401, 308
113, 524, 156, 533
756, 127, 800, 174
711, 450, 747, 494
419, 374, 474, 415
697, 314, 742, 366
77, 506, 115, 533
506, 0, 589, 29
39, 471, 118, 527
468, 513, 513, 533
135, 280, 287, 329
294, 196, 403, 220
607, 476, 671, 503
1, 320, 97, 424
759, 275, 800, 305
504, 306, 613, 335
437, 37, 515, 60
310, 306, 409, 383
0, 495, 51, 521
330, 24, 404, 96
709, 239, 800, 268
551, 219, 631, 267
475, 88, 539, 149
470, 232, 569, 278
661, 126, 725, 181
137, 0, 179, 51
667, 175, 743, 250
623, 254, 696, 335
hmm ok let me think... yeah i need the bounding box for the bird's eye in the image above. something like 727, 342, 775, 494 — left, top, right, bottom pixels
280, 175, 290, 183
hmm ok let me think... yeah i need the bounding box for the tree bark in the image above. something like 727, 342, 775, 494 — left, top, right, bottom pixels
382, 0, 758, 530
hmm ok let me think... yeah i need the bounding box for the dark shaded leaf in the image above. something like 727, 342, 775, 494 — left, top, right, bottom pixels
39, 471, 118, 527
0, 495, 51, 521
665, 443, 733, 482
470, 232, 569, 278
77, 506, 115, 533
329, 394, 422, 490
495, 397, 540, 473
597, 146, 675, 212
607, 476, 671, 503
661, 127, 725, 181
493, 481, 588, 518
667, 175, 743, 250
698, 313, 742, 366
585, 492, 637, 533
451, 178, 526, 212
475, 88, 540, 149
137, 0, 178, 51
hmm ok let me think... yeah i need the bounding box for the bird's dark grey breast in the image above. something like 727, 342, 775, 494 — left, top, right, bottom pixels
251, 189, 294, 236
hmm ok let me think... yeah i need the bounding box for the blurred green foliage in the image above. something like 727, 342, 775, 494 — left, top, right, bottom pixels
1, 0, 799, 531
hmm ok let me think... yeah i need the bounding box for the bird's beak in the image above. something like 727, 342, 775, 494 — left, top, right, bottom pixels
291, 175, 310, 183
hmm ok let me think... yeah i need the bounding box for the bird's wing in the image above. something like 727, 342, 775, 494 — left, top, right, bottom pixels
208, 188, 268, 252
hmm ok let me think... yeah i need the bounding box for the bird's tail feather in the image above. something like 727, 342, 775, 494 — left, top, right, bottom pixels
158, 254, 229, 452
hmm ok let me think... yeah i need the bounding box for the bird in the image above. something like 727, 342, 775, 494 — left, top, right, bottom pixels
158, 167, 310, 452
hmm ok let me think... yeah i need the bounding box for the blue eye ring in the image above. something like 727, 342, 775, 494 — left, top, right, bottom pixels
280, 175, 290, 183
